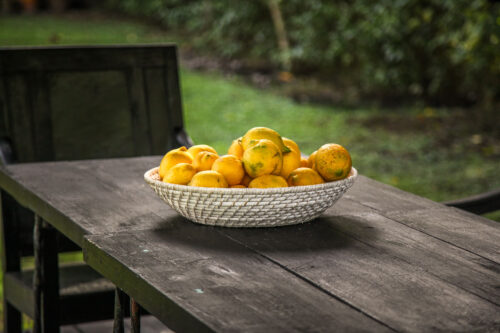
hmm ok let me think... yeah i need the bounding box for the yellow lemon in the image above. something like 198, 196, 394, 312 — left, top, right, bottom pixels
287, 168, 325, 186
227, 137, 244, 159
241, 127, 291, 153
242, 139, 282, 178
249, 175, 288, 188
187, 144, 217, 159
159, 147, 193, 180
193, 151, 219, 171
315, 143, 352, 181
308, 150, 318, 170
230, 185, 246, 188
188, 170, 228, 188
163, 163, 196, 185
211, 155, 245, 186
241, 174, 252, 186
280, 148, 302, 179
300, 156, 310, 168
282, 137, 300, 155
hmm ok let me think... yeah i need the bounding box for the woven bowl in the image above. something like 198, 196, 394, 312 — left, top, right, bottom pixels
144, 167, 357, 228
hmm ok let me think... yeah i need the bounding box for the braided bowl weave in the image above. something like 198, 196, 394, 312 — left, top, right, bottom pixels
144, 166, 357, 228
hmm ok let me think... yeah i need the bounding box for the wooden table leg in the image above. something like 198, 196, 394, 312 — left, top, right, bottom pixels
33, 215, 60, 333
131, 298, 141, 333
113, 287, 126, 333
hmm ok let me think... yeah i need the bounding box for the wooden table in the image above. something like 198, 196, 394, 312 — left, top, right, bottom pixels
1, 156, 499, 332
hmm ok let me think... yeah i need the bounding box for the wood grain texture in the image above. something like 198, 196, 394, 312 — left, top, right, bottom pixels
348, 176, 500, 263
0, 157, 166, 245
1, 156, 500, 331
0, 45, 188, 331
385, 207, 500, 264
85, 226, 392, 333
345, 176, 444, 213
0, 45, 185, 162
220, 200, 500, 331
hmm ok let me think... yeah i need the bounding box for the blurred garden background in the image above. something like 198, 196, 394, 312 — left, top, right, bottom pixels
0, 1, 499, 328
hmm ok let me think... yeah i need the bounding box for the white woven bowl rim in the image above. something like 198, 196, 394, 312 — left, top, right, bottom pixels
144, 166, 358, 194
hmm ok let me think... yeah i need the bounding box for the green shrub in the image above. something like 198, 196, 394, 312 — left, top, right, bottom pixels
103, 0, 500, 106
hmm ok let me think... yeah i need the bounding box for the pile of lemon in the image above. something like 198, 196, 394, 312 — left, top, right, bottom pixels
158, 127, 352, 188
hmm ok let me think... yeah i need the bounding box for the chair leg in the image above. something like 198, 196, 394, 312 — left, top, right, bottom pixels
131, 298, 141, 333
3, 300, 22, 333
33, 216, 60, 333
113, 287, 126, 333
1, 191, 22, 333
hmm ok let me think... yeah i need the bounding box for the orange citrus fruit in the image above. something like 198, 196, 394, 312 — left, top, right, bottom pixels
241, 174, 252, 186
315, 143, 352, 181
241, 127, 291, 153
163, 163, 196, 185
242, 139, 282, 178
308, 150, 318, 170
280, 149, 301, 179
227, 137, 244, 159
248, 175, 288, 188
287, 168, 325, 186
159, 147, 193, 180
187, 144, 217, 159
188, 170, 228, 188
193, 151, 219, 171
211, 155, 245, 186
282, 137, 300, 155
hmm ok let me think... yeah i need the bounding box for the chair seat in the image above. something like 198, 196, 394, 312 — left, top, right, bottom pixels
4, 263, 116, 325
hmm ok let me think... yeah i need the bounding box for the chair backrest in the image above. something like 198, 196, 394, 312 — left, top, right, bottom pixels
0, 45, 190, 259
0, 44, 188, 162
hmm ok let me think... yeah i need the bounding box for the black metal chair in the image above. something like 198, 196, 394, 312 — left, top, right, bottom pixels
0, 45, 192, 332
444, 189, 500, 215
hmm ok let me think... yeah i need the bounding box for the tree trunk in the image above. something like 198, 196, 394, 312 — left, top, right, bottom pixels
49, 0, 65, 12
1, 0, 11, 13
266, 0, 291, 71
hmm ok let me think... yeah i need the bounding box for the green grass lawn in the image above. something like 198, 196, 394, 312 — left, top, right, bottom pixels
0, 10, 499, 330
2, 13, 498, 205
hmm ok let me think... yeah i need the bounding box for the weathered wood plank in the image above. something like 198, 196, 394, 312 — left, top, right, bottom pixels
2, 156, 498, 247
0, 45, 185, 164
0, 157, 164, 245
342, 202, 500, 304
128, 65, 152, 156
84, 226, 393, 333
2, 156, 500, 331
4, 74, 36, 161
221, 205, 500, 332
347, 175, 500, 263
144, 68, 170, 154
385, 207, 500, 263
345, 175, 444, 213
30, 71, 54, 161
0, 45, 173, 72
2, 156, 499, 264
48, 70, 136, 160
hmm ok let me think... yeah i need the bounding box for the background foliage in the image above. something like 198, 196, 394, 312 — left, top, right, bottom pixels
104, 0, 500, 108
